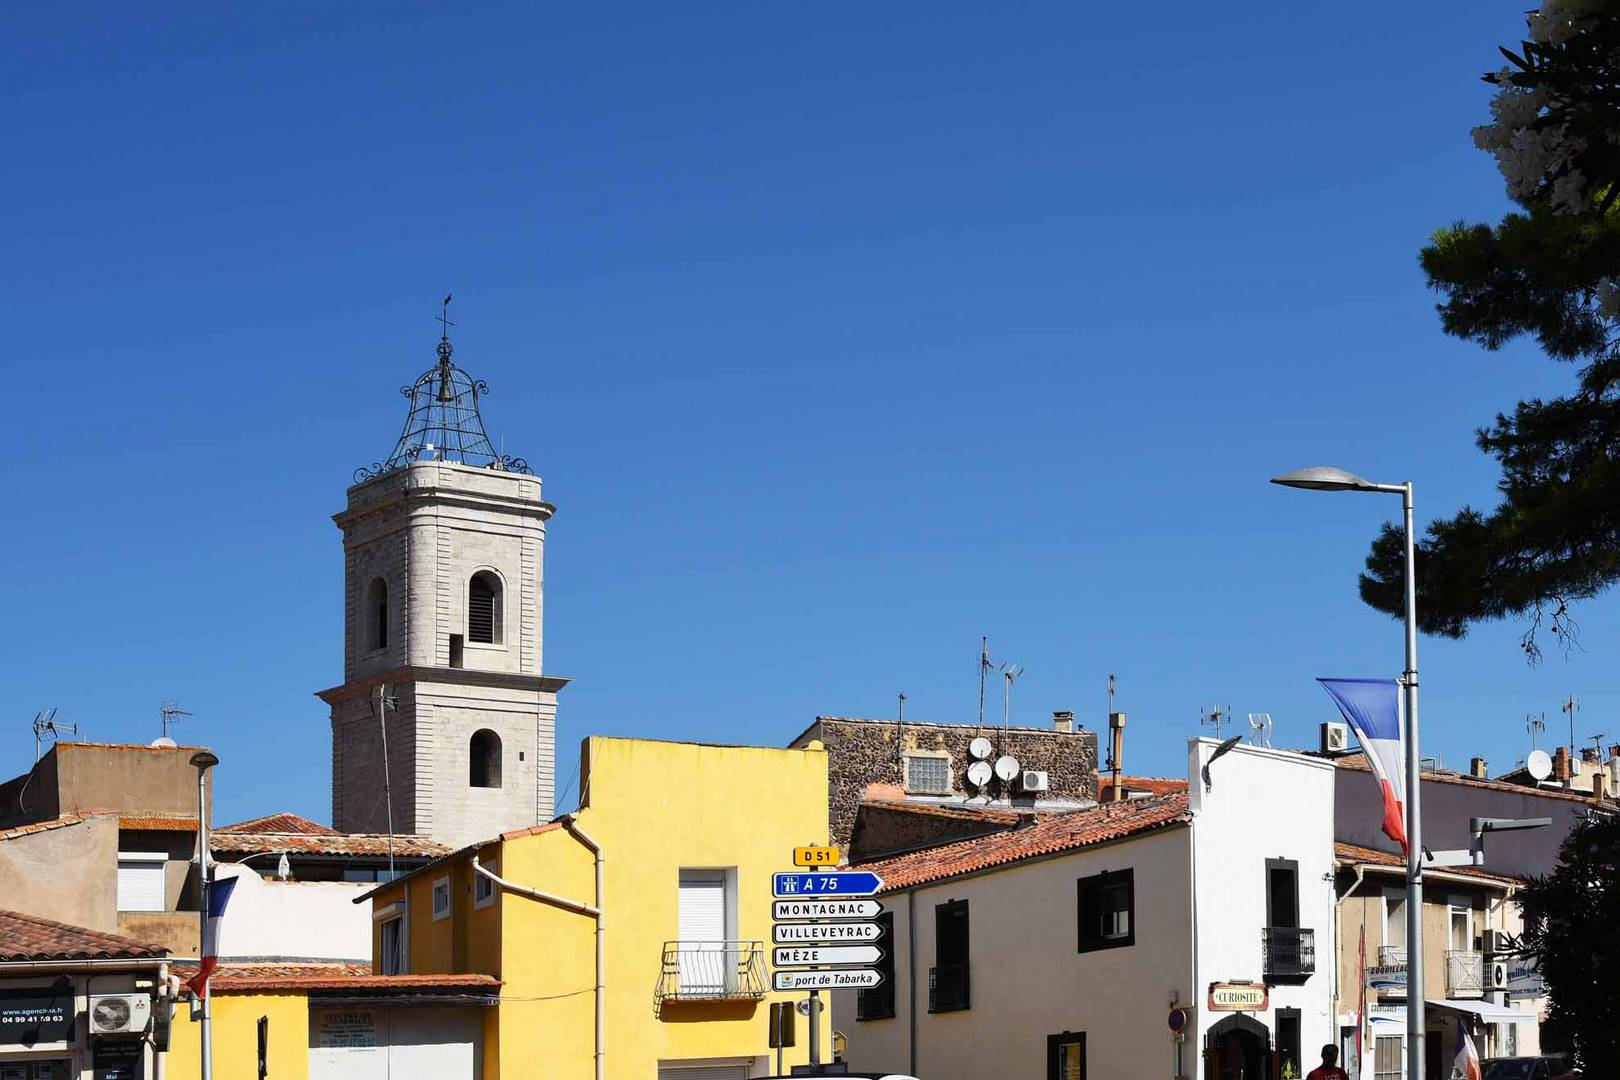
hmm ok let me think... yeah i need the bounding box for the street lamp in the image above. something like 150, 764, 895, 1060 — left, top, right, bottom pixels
189, 750, 219, 1080
1271, 466, 1425, 1080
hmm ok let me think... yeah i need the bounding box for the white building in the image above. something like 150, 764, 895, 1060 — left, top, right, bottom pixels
835, 739, 1337, 1080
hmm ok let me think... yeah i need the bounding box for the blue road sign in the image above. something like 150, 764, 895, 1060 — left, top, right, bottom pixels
771, 871, 883, 898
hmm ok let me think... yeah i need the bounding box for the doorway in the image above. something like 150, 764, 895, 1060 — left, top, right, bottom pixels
1205, 1014, 1272, 1080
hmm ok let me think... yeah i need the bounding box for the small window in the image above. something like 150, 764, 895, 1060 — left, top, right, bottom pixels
116, 852, 167, 912
1077, 868, 1134, 952
431, 876, 452, 921
470, 729, 502, 788
1384, 890, 1407, 954
468, 571, 503, 645
1266, 858, 1299, 929
474, 859, 498, 909
1276, 1008, 1302, 1078
1448, 896, 1473, 951
379, 914, 407, 974
449, 633, 464, 669
929, 899, 969, 1013
904, 753, 950, 795
366, 577, 389, 651
1048, 1032, 1086, 1080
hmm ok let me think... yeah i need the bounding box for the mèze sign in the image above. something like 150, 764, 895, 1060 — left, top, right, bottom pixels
772, 945, 884, 968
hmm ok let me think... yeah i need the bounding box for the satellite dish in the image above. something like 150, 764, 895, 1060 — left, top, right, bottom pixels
1527, 749, 1553, 782
994, 754, 1021, 782
150, 737, 178, 748
969, 737, 994, 761
966, 760, 993, 788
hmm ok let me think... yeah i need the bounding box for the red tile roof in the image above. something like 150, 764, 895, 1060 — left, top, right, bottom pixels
212, 831, 451, 858
1334, 842, 1524, 887
0, 813, 102, 841
859, 799, 1023, 824
216, 971, 497, 994
119, 815, 198, 831
1117, 776, 1188, 795
217, 813, 339, 835
0, 910, 167, 962
173, 962, 371, 982
856, 793, 1191, 891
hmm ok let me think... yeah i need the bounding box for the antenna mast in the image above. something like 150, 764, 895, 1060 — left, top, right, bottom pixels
977, 637, 990, 736
1526, 712, 1545, 751
1000, 662, 1024, 738
1200, 704, 1231, 741
159, 701, 193, 741
1563, 696, 1580, 761
32, 709, 75, 761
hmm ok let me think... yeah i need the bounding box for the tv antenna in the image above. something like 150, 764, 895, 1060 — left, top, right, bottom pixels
1107, 674, 1116, 727
32, 709, 76, 761
159, 701, 193, 741
977, 637, 992, 736
897, 692, 906, 725
1000, 662, 1024, 737
1200, 704, 1231, 740
1562, 696, 1579, 759
1247, 713, 1273, 749
1526, 712, 1545, 750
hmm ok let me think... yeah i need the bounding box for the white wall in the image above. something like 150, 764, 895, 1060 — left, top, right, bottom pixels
307, 1005, 482, 1080
217, 864, 372, 961
836, 825, 1195, 1079
1189, 738, 1338, 1076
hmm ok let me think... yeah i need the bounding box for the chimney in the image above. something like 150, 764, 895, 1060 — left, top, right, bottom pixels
1053, 710, 1074, 733
1553, 746, 1572, 782
1609, 744, 1620, 761
1469, 756, 1488, 779
1102, 712, 1127, 804
1581, 745, 1601, 764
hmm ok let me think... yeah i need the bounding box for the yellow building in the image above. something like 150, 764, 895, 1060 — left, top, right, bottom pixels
360, 735, 832, 1080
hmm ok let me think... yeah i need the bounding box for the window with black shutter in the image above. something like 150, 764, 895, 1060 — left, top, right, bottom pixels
1077, 868, 1135, 952
857, 911, 896, 1020
366, 577, 389, 651
468, 571, 502, 644
929, 900, 969, 1012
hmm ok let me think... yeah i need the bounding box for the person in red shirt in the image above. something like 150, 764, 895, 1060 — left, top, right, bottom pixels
1306, 1044, 1350, 1080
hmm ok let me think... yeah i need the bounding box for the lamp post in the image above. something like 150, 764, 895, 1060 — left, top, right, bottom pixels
1271, 466, 1424, 1080
189, 750, 219, 1080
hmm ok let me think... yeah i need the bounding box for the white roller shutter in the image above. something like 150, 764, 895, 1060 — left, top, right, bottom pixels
117, 854, 166, 912
678, 871, 726, 942
658, 1066, 751, 1080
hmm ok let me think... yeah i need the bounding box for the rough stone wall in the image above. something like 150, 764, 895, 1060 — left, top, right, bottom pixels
332, 691, 419, 835
797, 718, 1099, 851
848, 804, 1015, 862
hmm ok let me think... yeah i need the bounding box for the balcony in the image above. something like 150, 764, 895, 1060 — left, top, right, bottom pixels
927, 962, 970, 1013
1262, 927, 1316, 984
1370, 946, 1408, 999
1446, 950, 1484, 999
654, 941, 767, 1003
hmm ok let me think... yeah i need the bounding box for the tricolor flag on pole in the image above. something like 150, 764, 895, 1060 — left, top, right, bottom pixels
186, 876, 238, 999
1454, 1024, 1482, 1080
1318, 677, 1407, 855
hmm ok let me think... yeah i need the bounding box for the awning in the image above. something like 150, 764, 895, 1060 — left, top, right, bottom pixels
1426, 998, 1532, 1023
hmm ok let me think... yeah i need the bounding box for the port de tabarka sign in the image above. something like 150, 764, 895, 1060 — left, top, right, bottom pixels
0, 984, 74, 1045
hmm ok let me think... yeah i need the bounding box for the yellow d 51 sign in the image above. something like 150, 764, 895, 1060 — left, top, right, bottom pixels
793, 846, 840, 867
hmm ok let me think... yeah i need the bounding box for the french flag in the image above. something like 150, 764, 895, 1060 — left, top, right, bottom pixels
1319, 677, 1407, 855
186, 876, 238, 999
1454, 1024, 1482, 1080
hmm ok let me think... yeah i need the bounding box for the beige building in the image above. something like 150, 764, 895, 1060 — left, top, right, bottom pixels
0, 741, 209, 955
320, 329, 567, 849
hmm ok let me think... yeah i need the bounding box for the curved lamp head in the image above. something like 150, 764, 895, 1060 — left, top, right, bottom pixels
1270, 466, 1379, 492
189, 750, 219, 772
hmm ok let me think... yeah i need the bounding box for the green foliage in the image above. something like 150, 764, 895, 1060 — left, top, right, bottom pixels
1518, 812, 1620, 1072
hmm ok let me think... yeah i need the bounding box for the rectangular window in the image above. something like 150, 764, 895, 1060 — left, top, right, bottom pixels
929, 899, 969, 1013
1047, 1032, 1086, 1080
379, 914, 406, 975
116, 852, 167, 912
1276, 1008, 1302, 1079
1373, 1036, 1402, 1080
904, 754, 950, 795
1266, 858, 1299, 929
1384, 890, 1407, 955
678, 869, 734, 996
857, 912, 896, 1020
1449, 896, 1474, 951
474, 859, 498, 909
1077, 868, 1135, 952
449, 634, 464, 669
431, 875, 452, 921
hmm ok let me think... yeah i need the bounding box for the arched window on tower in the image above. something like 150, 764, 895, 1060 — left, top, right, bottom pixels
366, 577, 389, 651
470, 729, 502, 788
468, 571, 503, 645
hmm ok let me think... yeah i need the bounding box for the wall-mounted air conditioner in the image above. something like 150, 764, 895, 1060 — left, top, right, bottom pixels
1019, 770, 1049, 792
1488, 960, 1510, 992
1483, 929, 1513, 956
1321, 722, 1349, 753
89, 994, 151, 1036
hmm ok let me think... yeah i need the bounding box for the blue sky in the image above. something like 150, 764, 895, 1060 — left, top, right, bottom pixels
4, 5, 1613, 825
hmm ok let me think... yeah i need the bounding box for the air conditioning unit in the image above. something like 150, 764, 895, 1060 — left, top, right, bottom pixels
1321, 722, 1349, 753
1020, 770, 1050, 792
89, 993, 151, 1036
1488, 960, 1510, 992
1483, 929, 1514, 956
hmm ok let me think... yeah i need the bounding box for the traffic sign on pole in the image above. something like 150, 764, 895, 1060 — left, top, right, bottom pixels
772, 921, 884, 944
772, 871, 883, 898
772, 898, 883, 921
793, 846, 840, 867
772, 945, 884, 968
773, 969, 885, 992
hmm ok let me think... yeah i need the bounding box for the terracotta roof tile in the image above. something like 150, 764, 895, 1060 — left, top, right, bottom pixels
1117, 776, 1188, 795
212, 832, 451, 858
0, 813, 101, 841
1334, 841, 1524, 886
173, 962, 371, 981
217, 813, 339, 835
856, 793, 1191, 891
215, 971, 497, 994
859, 799, 1023, 824
119, 815, 198, 831
0, 910, 167, 962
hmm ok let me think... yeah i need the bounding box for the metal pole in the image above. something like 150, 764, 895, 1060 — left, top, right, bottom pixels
809, 865, 822, 1066
196, 765, 213, 1080
1401, 482, 1425, 1080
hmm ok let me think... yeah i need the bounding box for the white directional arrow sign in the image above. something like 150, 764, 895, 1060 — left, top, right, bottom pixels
772, 945, 884, 968
772, 921, 884, 944
773, 969, 884, 992
772, 898, 883, 921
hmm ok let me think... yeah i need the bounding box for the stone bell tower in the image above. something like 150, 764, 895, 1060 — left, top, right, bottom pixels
319, 304, 567, 848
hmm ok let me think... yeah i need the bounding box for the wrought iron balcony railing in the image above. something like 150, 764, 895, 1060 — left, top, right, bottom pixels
856, 981, 896, 1021
654, 940, 767, 1003
1262, 927, 1316, 983
927, 961, 970, 1013
1446, 950, 1484, 999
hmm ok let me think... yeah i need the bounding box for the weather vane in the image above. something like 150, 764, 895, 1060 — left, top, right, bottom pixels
438, 294, 455, 341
